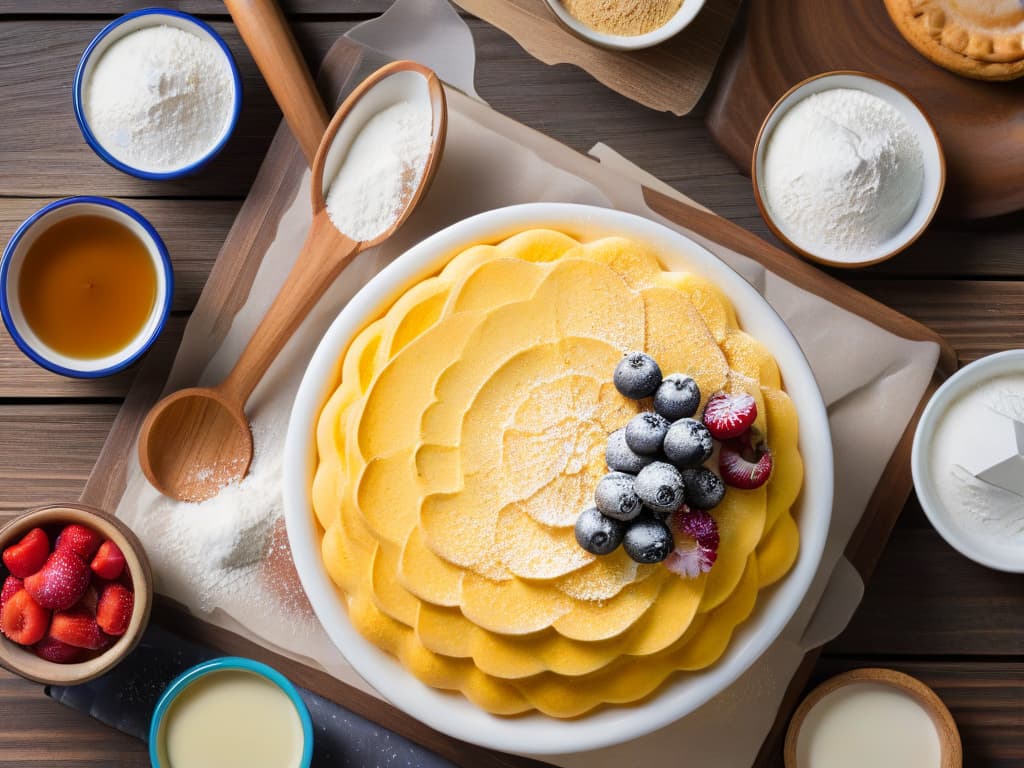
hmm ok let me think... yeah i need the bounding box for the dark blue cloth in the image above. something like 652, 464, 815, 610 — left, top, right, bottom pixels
47, 625, 456, 768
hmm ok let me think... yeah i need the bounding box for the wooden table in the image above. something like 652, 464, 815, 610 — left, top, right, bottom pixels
0, 3, 1021, 766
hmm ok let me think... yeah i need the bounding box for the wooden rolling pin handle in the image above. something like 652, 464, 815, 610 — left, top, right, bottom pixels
219, 212, 357, 404
223, 0, 330, 165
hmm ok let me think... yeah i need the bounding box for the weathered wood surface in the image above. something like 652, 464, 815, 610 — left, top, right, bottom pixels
0, 5, 1021, 768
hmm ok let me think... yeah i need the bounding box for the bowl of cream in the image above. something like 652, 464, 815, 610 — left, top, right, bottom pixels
752, 71, 945, 268
73, 9, 242, 180
785, 668, 961, 768
912, 350, 1024, 573
150, 657, 313, 768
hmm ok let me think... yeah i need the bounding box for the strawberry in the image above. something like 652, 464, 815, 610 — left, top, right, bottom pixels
2, 527, 50, 578
0, 589, 51, 645
719, 437, 773, 490
54, 524, 103, 560
96, 583, 133, 637
1, 576, 23, 608
49, 608, 105, 650
33, 635, 86, 664
24, 548, 91, 611
666, 508, 720, 579
702, 392, 757, 440
90, 540, 125, 581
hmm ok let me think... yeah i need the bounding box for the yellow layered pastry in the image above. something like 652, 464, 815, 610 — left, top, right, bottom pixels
312, 229, 803, 717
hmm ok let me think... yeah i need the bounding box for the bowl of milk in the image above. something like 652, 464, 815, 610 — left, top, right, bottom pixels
150, 657, 313, 768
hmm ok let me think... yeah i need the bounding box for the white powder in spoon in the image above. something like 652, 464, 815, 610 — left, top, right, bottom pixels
762, 88, 923, 261
84, 25, 235, 172
325, 100, 432, 241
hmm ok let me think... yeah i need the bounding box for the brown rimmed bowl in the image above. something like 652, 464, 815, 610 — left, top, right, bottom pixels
785, 667, 962, 768
0, 503, 152, 685
752, 70, 946, 269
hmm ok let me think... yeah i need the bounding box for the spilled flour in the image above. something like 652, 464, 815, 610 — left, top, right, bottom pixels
166, 424, 281, 577
127, 420, 318, 635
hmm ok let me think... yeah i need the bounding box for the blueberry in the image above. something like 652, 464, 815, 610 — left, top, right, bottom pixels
654, 374, 701, 421
605, 429, 657, 474
635, 461, 686, 514
624, 412, 670, 455
613, 351, 662, 400
681, 467, 726, 510
623, 517, 675, 564
594, 472, 643, 521
663, 418, 714, 467
575, 507, 625, 556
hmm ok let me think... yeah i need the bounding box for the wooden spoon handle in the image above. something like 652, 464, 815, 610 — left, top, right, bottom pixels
223, 0, 329, 165
219, 212, 358, 404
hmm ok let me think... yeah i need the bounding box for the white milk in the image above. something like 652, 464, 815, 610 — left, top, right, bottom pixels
160, 670, 304, 768
795, 682, 941, 768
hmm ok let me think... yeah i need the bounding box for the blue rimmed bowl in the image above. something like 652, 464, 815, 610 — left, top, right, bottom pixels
149, 657, 314, 768
73, 8, 242, 180
0, 196, 173, 378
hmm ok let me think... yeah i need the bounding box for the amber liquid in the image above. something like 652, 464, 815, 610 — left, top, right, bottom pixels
19, 215, 157, 359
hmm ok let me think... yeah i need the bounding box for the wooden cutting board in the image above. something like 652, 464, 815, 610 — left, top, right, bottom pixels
452, 0, 742, 115
75, 37, 956, 768
706, 0, 1024, 220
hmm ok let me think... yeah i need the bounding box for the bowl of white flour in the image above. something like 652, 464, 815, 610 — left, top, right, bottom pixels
912, 350, 1024, 573
752, 71, 945, 268
74, 9, 242, 179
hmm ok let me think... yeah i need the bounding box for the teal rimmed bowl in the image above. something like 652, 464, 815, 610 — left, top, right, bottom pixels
149, 657, 313, 768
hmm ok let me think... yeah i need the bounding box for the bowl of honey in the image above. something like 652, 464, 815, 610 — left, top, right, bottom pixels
0, 196, 172, 377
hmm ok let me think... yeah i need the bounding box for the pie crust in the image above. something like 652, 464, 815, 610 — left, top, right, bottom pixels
884, 0, 1024, 80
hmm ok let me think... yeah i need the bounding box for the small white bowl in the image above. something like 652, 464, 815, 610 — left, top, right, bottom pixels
912, 350, 1024, 573
283, 203, 834, 754
0, 196, 173, 378
752, 71, 945, 269
542, 0, 705, 50
73, 9, 242, 179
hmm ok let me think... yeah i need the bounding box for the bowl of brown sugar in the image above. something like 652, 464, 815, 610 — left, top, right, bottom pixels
542, 0, 705, 50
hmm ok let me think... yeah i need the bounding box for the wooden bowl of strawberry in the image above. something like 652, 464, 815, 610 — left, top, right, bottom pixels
0, 503, 152, 685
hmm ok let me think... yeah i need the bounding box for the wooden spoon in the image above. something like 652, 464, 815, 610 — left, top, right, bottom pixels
223, 0, 328, 164
138, 60, 447, 502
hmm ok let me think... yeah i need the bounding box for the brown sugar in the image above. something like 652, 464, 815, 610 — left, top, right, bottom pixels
560, 0, 684, 36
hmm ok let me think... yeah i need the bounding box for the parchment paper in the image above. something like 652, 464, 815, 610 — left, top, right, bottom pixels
114, 3, 940, 765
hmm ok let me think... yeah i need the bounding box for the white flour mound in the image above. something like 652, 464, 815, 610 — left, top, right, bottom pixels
84, 25, 235, 172
762, 88, 923, 261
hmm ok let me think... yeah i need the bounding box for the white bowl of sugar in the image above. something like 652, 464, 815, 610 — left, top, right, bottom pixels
912, 350, 1024, 573
752, 71, 945, 269
73, 9, 242, 180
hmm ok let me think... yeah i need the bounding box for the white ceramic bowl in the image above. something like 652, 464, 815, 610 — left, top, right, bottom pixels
752, 71, 945, 269
0, 196, 173, 378
73, 9, 242, 179
912, 350, 1024, 573
283, 203, 833, 754
542, 0, 705, 50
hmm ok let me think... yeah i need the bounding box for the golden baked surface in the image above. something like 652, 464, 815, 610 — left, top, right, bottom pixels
312, 229, 803, 717
884, 0, 1024, 80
